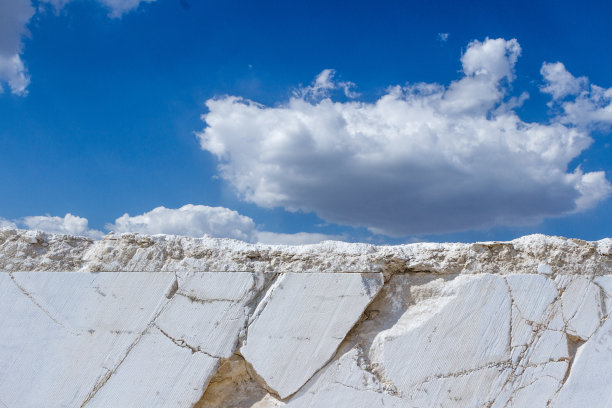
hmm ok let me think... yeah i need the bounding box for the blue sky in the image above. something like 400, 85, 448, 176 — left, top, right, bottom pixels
0, 0, 611, 243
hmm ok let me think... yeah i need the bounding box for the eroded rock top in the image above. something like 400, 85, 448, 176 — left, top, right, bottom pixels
0, 228, 610, 275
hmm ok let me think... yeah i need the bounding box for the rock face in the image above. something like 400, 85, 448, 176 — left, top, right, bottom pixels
0, 229, 611, 407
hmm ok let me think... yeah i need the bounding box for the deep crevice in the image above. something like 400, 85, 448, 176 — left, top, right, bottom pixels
194, 353, 280, 408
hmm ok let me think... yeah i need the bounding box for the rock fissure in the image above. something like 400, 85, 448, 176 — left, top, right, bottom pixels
239, 271, 282, 348
413, 360, 513, 389
166, 277, 179, 299
79, 289, 175, 407
195, 353, 282, 407
176, 292, 237, 304
545, 333, 587, 407
155, 325, 224, 359
7, 272, 81, 336
591, 279, 609, 317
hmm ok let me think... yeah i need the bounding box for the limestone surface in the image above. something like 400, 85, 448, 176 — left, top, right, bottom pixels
0, 229, 610, 407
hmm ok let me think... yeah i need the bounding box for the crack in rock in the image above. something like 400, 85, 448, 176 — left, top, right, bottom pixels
176, 292, 238, 304
79, 290, 175, 407
165, 277, 179, 299
194, 353, 281, 408
155, 325, 223, 359
7, 272, 81, 336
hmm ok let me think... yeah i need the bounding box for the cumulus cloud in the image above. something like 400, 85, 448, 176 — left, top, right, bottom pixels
0, 0, 34, 95
294, 69, 359, 100
1, 0, 155, 95
0, 218, 18, 229
438, 33, 449, 42
541, 62, 612, 127
0, 54, 30, 95
3, 205, 341, 244
40, 0, 157, 18
107, 204, 258, 242
198, 37, 612, 237
105, 204, 341, 244
255, 231, 343, 245
21, 213, 104, 239
540, 62, 588, 100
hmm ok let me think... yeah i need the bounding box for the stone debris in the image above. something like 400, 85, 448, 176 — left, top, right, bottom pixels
0, 229, 610, 407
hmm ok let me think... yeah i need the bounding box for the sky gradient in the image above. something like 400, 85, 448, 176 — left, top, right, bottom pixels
1, 0, 611, 244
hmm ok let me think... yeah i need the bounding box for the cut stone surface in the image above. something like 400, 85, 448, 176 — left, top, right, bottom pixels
553, 316, 612, 407
0, 229, 611, 407
0, 272, 176, 408
240, 272, 384, 398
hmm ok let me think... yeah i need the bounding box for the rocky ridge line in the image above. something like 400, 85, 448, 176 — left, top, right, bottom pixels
0, 229, 610, 275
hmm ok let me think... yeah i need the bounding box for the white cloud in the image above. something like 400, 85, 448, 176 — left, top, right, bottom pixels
198, 37, 612, 237
0, 0, 33, 95
105, 204, 342, 244
2, 205, 342, 244
294, 69, 359, 100
438, 33, 449, 42
255, 231, 342, 245
0, 54, 30, 95
1, 0, 155, 95
40, 0, 156, 18
101, 0, 156, 17
542, 62, 612, 127
461, 38, 520, 81
107, 204, 257, 241
0, 218, 18, 229
21, 213, 104, 239
540, 62, 588, 100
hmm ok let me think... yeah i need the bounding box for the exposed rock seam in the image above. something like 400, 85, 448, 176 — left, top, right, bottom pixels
277, 273, 394, 400
547, 315, 609, 407
7, 272, 80, 336
176, 292, 238, 304
204, 272, 388, 402
193, 272, 285, 405
240, 272, 281, 342
79, 288, 176, 407
592, 280, 609, 316
155, 325, 224, 359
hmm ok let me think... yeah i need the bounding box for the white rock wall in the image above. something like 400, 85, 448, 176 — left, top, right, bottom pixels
0, 229, 610, 407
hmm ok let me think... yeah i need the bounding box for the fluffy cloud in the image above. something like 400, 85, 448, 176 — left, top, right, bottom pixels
105, 204, 340, 244
100, 0, 156, 17
1, 0, 155, 94
20, 213, 104, 239
40, 0, 157, 18
294, 69, 359, 100
3, 205, 340, 244
0, 54, 30, 95
0, 218, 18, 229
540, 62, 588, 100
0, 0, 34, 95
107, 204, 258, 242
198, 38, 612, 237
255, 231, 342, 245
541, 62, 612, 127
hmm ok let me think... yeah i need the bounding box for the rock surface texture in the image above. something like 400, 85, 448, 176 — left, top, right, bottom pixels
0, 229, 611, 407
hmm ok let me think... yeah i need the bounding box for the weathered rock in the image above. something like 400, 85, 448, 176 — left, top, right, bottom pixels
0, 229, 610, 407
